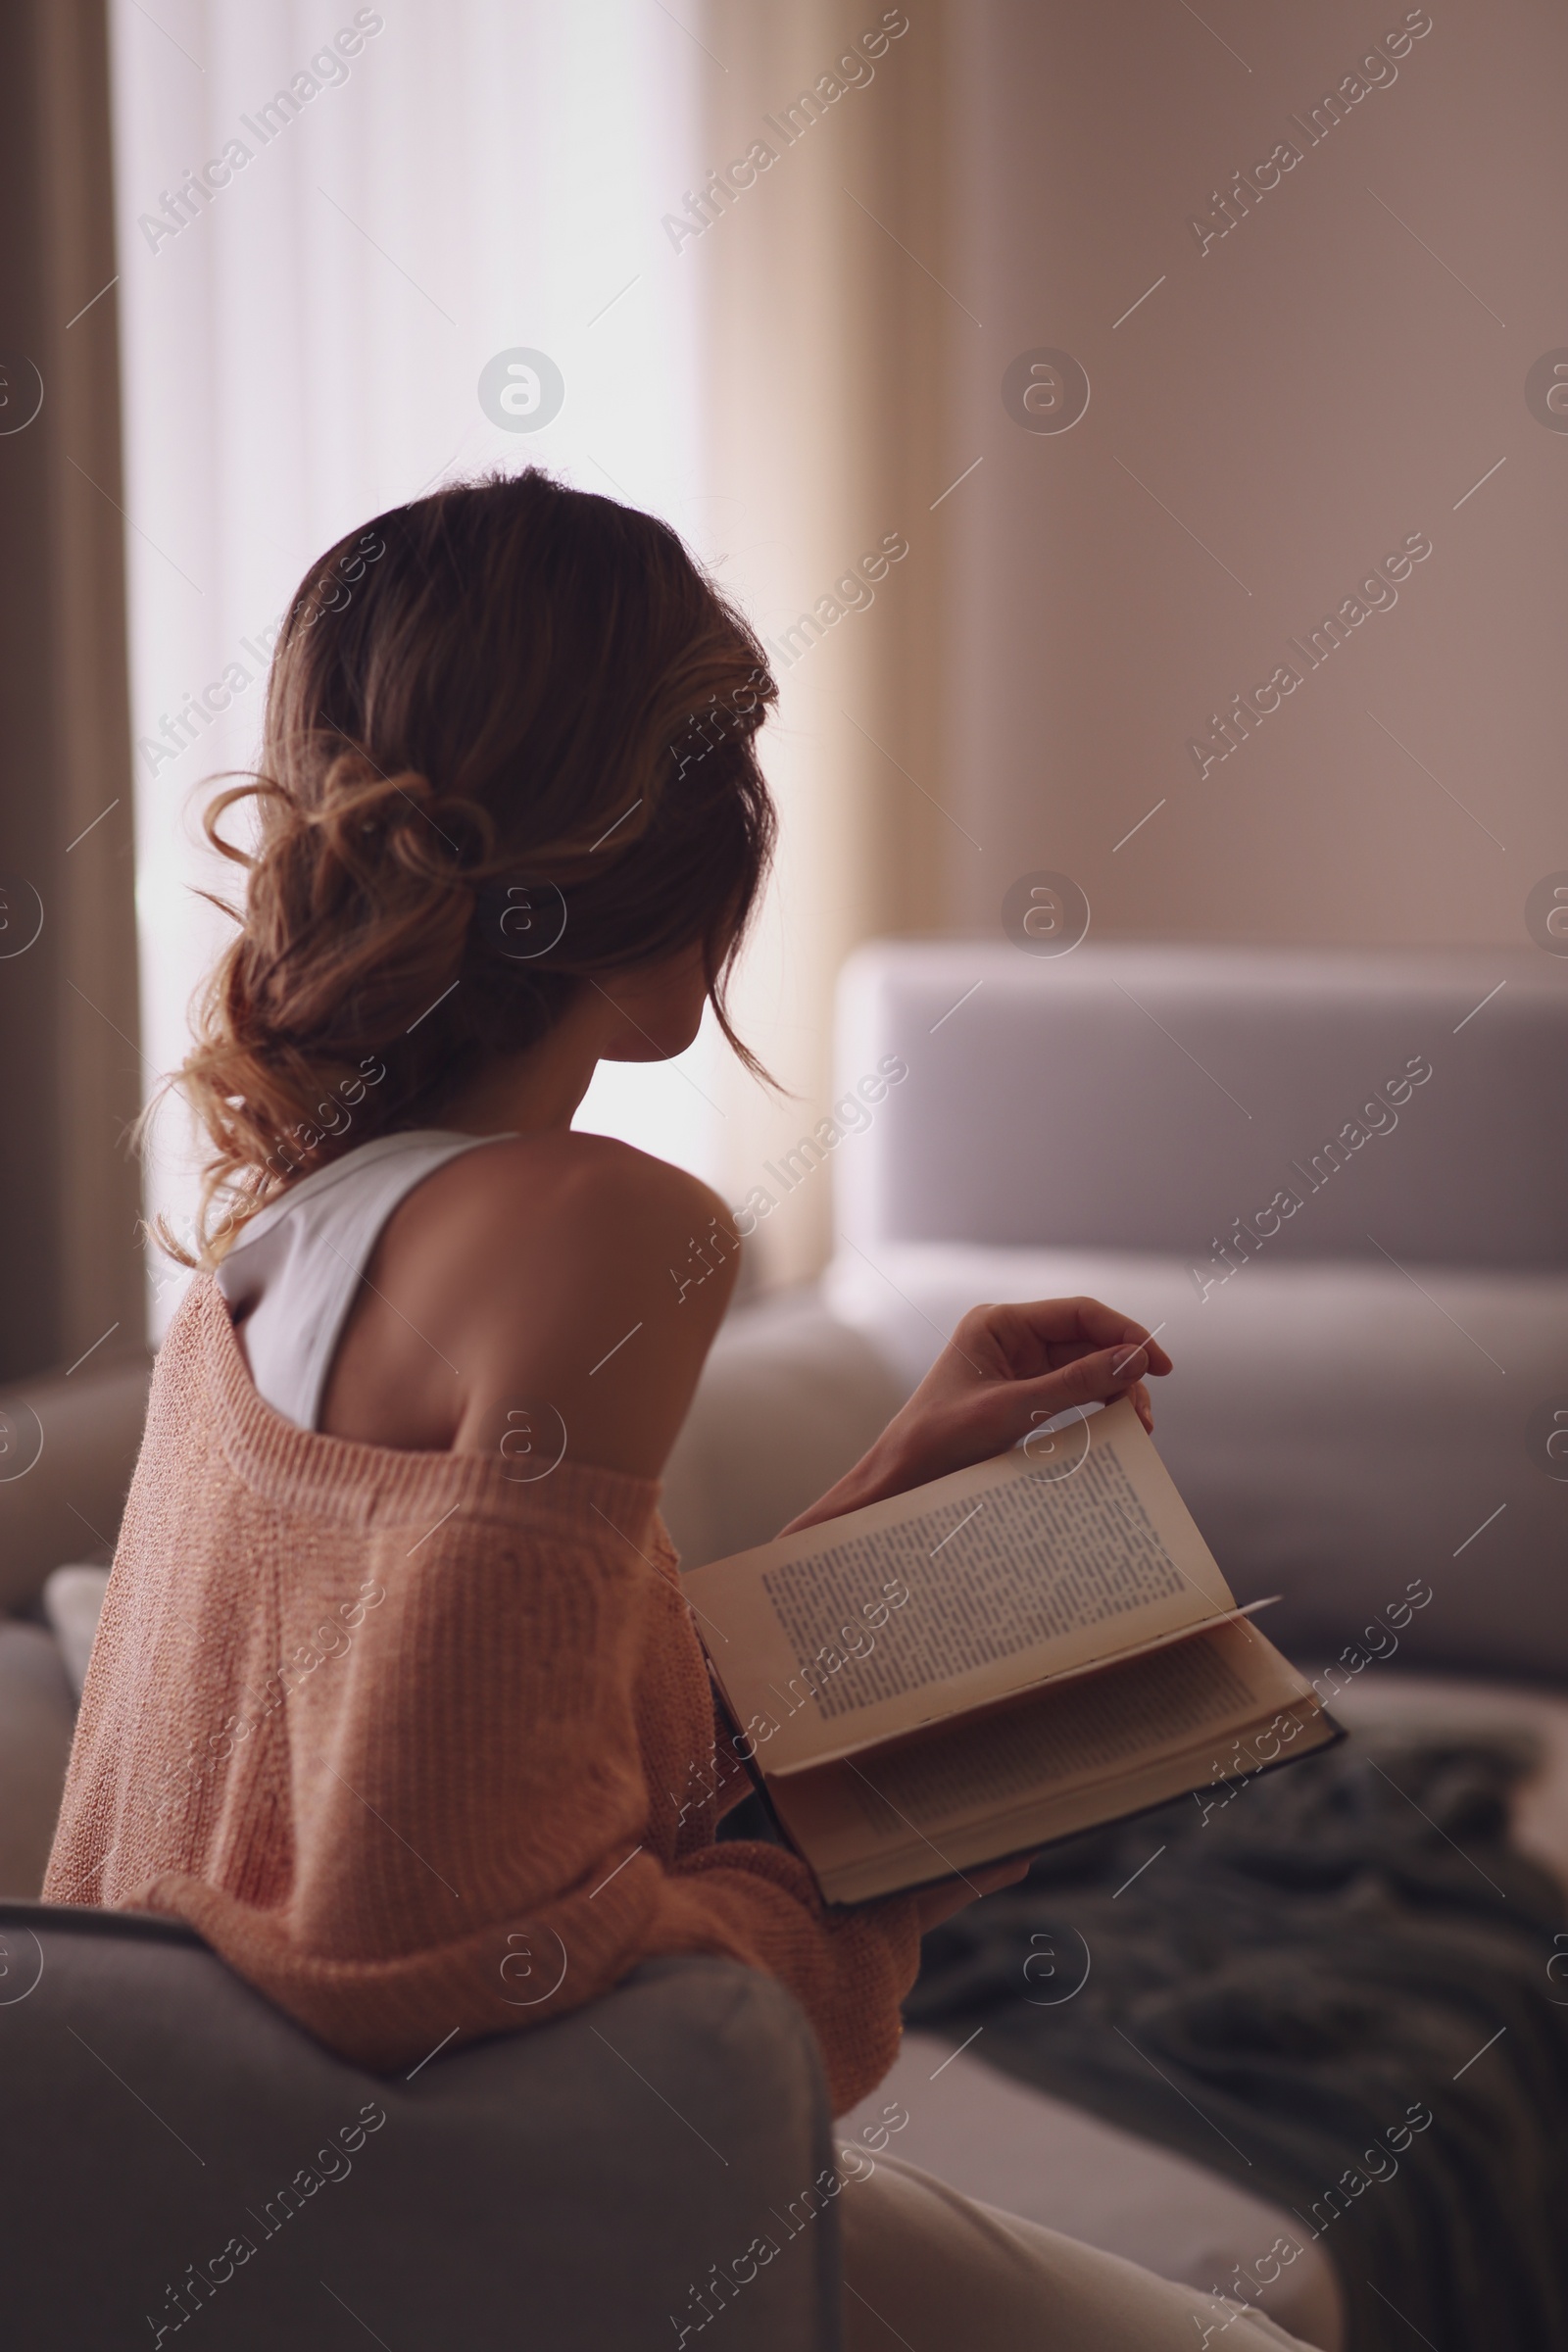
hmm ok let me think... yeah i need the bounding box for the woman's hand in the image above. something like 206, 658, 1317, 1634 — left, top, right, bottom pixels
784, 1298, 1172, 1534
907, 1852, 1038, 1935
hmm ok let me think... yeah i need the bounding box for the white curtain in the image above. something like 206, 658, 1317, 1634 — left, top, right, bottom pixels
109, 0, 718, 1335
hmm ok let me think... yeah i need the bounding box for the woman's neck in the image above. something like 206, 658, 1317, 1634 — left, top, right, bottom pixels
427, 944, 711, 1140
436, 996, 605, 1138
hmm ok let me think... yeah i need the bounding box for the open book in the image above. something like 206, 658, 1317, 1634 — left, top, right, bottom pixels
682, 1398, 1339, 1904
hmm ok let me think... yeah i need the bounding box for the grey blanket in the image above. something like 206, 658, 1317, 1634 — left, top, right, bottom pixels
905, 1729, 1568, 2351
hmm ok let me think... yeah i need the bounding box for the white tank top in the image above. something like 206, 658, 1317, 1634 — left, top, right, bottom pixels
215, 1129, 515, 1430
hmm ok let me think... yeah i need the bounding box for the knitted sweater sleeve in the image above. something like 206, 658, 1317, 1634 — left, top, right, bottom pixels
130, 1474, 922, 2117
431, 1492, 928, 2116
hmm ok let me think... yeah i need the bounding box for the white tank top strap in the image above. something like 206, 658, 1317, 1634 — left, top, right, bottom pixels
215, 1129, 515, 1431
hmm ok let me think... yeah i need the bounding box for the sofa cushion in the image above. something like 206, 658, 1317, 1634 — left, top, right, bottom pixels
841, 2034, 1343, 2347
0, 1353, 150, 1615
43, 1564, 111, 1699
0, 1624, 75, 1895
662, 1287, 906, 1565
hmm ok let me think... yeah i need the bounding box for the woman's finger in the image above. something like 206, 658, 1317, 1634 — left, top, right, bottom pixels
973, 1298, 1172, 1378
1108, 1334, 1161, 1380
911, 1851, 1039, 1930
988, 1346, 1154, 1444
918, 1349, 1152, 1469
1028, 1334, 1172, 1379
1056, 1343, 1148, 1400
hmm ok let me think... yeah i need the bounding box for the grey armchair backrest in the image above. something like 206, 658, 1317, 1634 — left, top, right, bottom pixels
0, 1904, 841, 2351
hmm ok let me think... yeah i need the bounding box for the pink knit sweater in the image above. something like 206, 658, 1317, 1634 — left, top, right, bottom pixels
45, 1279, 922, 2112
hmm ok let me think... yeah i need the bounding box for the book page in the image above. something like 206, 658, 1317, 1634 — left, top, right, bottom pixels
765, 1619, 1330, 1902
684, 1397, 1238, 1776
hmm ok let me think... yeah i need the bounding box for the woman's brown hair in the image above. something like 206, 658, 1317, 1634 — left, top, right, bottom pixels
167, 468, 777, 1262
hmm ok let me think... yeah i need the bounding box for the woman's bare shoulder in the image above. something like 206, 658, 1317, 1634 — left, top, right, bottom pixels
431, 1127, 728, 1225
324, 1129, 740, 1472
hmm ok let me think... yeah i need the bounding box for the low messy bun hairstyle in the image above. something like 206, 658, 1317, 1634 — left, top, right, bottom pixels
168, 468, 777, 1262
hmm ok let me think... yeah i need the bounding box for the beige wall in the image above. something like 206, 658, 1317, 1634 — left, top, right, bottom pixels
692, 0, 1562, 1285
941, 0, 1567, 947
